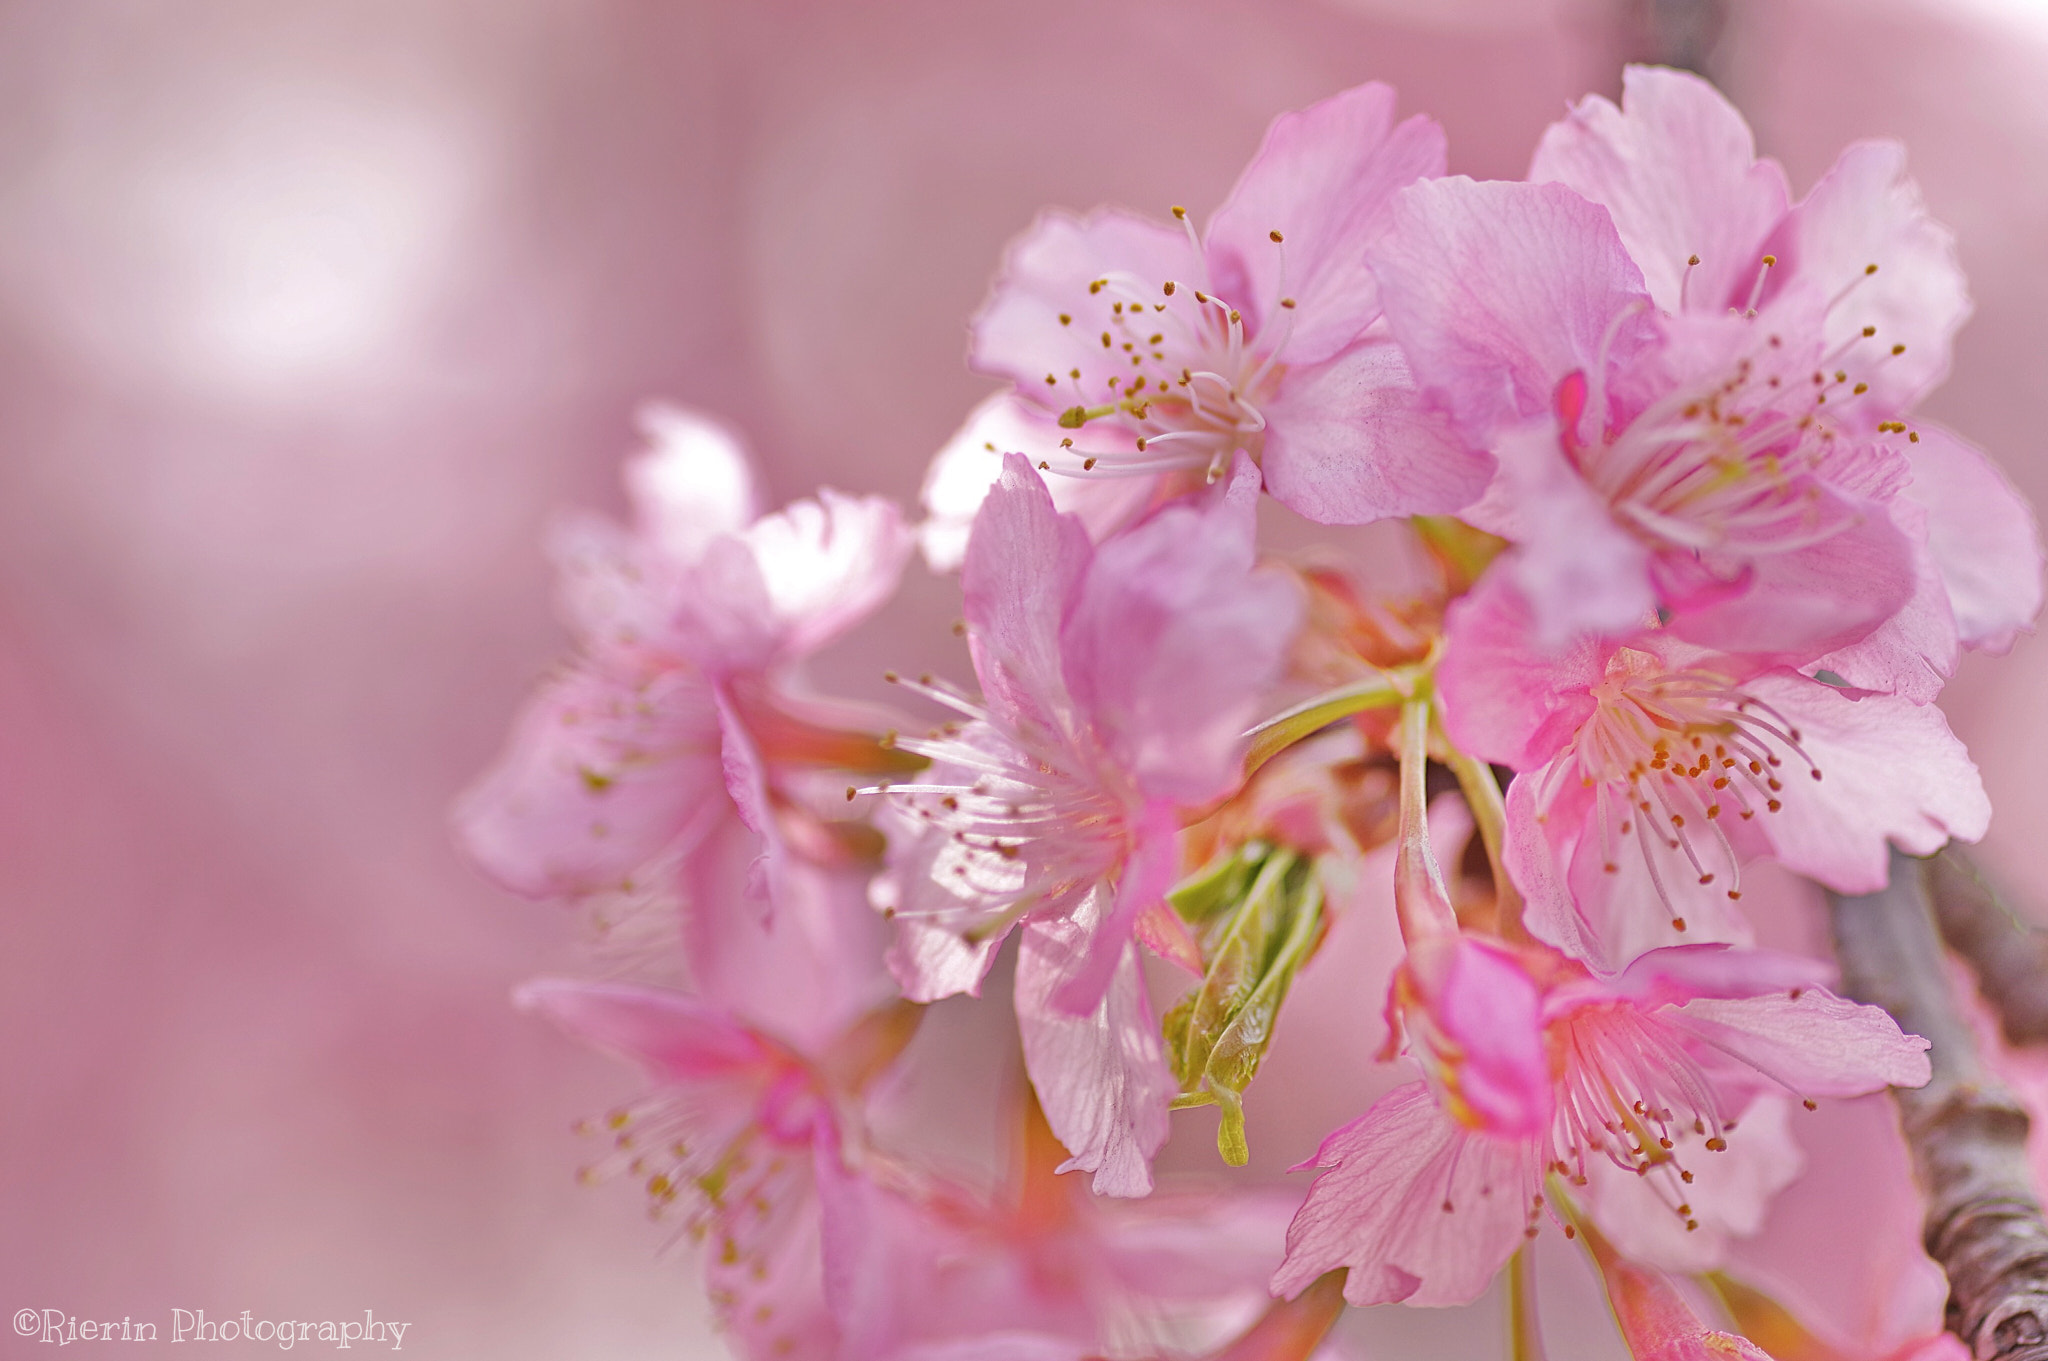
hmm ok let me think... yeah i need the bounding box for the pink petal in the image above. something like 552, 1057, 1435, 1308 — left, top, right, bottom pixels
1737, 670, 1989, 892
963, 453, 1092, 744
1258, 337, 1493, 524
1903, 424, 2043, 654
1802, 495, 1958, 704
624, 402, 761, 560
1773, 139, 1969, 418
1437, 568, 1606, 770
1061, 454, 1301, 805
1205, 82, 1446, 366
970, 208, 1202, 402
1367, 176, 1655, 437
453, 662, 726, 901
1529, 65, 1790, 317
1584, 1093, 1803, 1274
1668, 988, 1932, 1097
1272, 1082, 1537, 1307
1015, 917, 1174, 1199
1658, 492, 1918, 659
1599, 944, 1830, 1012
739, 489, 912, 659
513, 977, 775, 1081
1048, 800, 1179, 1017
1473, 420, 1659, 646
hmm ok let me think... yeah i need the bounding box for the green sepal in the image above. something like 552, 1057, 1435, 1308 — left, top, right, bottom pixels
1162, 847, 1328, 1166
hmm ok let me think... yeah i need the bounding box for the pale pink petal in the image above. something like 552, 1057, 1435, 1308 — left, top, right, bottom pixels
1668, 988, 1932, 1097
1367, 176, 1654, 437
715, 685, 785, 911
1049, 800, 1179, 1017
1599, 944, 1830, 1013
1803, 498, 1958, 704
1258, 337, 1493, 523
1904, 424, 2043, 653
888, 1338, 1094, 1361
884, 917, 1002, 1005
1205, 82, 1446, 365
742, 490, 913, 658
684, 823, 892, 1052
1658, 495, 1918, 659
1475, 421, 1658, 645
970, 208, 1203, 402
1585, 1093, 1803, 1273
513, 977, 774, 1081
1437, 569, 1605, 769
625, 402, 761, 560
963, 453, 1092, 744
1273, 1082, 1537, 1307
1016, 917, 1174, 1199
453, 663, 726, 900
708, 1138, 836, 1361
671, 532, 785, 673
1090, 1186, 1298, 1302
1774, 140, 1969, 418
920, 395, 1183, 572
1061, 455, 1301, 804
546, 507, 680, 649
1529, 65, 1790, 316
1738, 670, 1989, 891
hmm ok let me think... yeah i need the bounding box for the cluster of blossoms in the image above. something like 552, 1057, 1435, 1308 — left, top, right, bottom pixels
459, 68, 2041, 1360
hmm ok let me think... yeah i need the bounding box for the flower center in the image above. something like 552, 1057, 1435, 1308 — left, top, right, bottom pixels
1038, 220, 1295, 484
1548, 1001, 1730, 1234
1564, 253, 1920, 561
1546, 648, 1821, 927
863, 676, 1133, 942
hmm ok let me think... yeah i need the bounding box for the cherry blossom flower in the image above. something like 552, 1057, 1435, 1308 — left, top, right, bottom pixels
822, 1098, 1297, 1361
922, 81, 1487, 562
1435, 574, 1990, 969
1271, 941, 1930, 1306
519, 979, 921, 1361
872, 451, 1301, 1194
455, 406, 912, 1034
1366, 66, 2039, 671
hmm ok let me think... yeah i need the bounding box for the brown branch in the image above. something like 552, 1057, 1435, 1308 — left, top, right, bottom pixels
1828, 849, 2048, 1359
1930, 848, 2048, 1049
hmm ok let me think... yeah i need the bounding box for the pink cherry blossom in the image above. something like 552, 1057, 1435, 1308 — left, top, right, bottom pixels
873, 451, 1301, 1194
819, 1105, 1296, 1361
1436, 573, 1990, 970
1366, 66, 2038, 667
518, 978, 875, 1360
1271, 941, 1930, 1307
943, 81, 1487, 546
455, 406, 911, 1030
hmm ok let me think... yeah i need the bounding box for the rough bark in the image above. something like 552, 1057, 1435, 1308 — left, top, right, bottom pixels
1828, 850, 2048, 1360
1931, 848, 2048, 1049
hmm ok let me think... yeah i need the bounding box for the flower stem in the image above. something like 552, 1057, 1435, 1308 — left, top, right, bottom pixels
1508, 1246, 1548, 1361
1240, 675, 1406, 778
1443, 744, 1527, 941
1394, 696, 1458, 943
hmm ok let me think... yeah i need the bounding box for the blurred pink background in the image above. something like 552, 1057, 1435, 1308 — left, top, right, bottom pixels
4, 1, 2046, 1356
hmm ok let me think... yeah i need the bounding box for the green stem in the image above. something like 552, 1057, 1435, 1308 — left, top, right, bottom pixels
1240, 676, 1405, 778
1444, 745, 1527, 940
1509, 1246, 1548, 1361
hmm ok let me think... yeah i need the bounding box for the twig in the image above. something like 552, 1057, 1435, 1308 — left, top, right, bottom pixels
1930, 848, 2048, 1048
1827, 850, 2048, 1359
